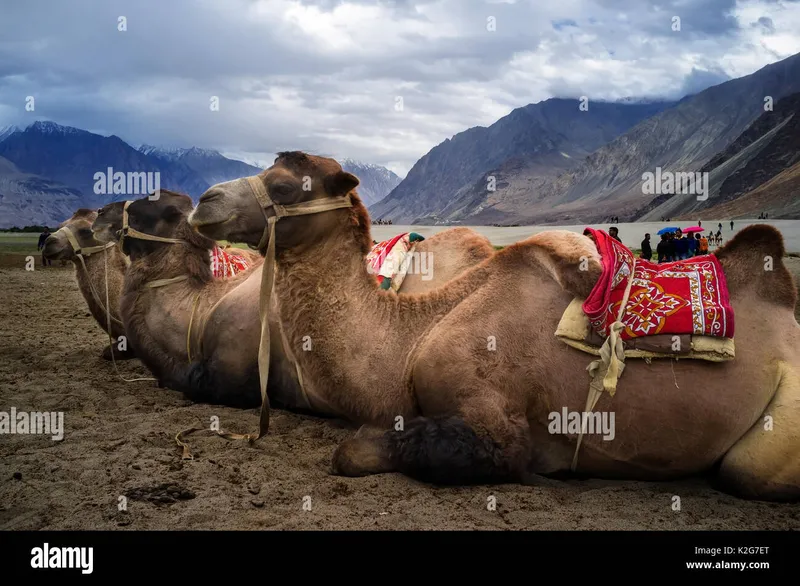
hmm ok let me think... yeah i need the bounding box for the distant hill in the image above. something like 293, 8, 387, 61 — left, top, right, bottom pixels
340, 159, 401, 207
659, 91, 800, 220
0, 155, 83, 229
0, 120, 413, 227
369, 98, 676, 224
370, 51, 800, 225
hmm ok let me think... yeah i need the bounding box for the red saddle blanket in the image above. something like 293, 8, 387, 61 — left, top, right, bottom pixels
582, 228, 734, 340
209, 245, 250, 279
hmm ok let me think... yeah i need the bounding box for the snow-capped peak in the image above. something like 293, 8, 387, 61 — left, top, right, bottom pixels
26, 120, 87, 135
0, 124, 20, 143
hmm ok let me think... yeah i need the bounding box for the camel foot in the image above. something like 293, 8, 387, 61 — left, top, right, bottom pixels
101, 346, 137, 361
331, 433, 394, 477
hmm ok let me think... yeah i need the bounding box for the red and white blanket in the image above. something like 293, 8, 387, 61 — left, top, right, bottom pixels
582, 228, 734, 340
209, 245, 250, 279
366, 233, 415, 290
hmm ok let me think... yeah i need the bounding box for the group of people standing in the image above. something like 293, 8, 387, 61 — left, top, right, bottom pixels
643, 229, 709, 263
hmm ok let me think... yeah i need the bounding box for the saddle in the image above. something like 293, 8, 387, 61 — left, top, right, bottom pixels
554, 228, 736, 470
366, 232, 423, 291
209, 245, 251, 279
557, 227, 735, 363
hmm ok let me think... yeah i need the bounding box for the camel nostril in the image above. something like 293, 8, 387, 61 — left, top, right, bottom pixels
199, 190, 222, 204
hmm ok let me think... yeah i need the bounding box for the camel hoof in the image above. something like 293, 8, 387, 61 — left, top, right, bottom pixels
331, 435, 393, 477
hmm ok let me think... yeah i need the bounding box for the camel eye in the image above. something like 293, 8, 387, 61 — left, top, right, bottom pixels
270, 183, 294, 197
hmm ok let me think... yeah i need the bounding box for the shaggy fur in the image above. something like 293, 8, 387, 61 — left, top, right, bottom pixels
191, 151, 800, 502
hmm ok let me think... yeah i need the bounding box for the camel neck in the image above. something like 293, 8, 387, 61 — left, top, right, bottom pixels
272, 219, 493, 424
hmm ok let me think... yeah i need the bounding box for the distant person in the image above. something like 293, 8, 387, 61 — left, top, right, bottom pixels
718, 222, 722, 232
698, 220, 702, 228
730, 220, 734, 230
657, 233, 673, 263
640, 233, 652, 260
687, 232, 698, 257
698, 233, 708, 254
673, 229, 689, 260
38, 227, 52, 267
609, 226, 621, 243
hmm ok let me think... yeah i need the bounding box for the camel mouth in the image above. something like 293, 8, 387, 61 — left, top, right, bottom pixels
42, 242, 68, 260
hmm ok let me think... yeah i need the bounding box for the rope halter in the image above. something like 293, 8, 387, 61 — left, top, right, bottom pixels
243, 173, 354, 442
52, 225, 122, 325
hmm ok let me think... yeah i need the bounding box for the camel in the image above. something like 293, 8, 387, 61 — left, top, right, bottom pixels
93, 191, 494, 412
188, 151, 800, 502
42, 209, 136, 360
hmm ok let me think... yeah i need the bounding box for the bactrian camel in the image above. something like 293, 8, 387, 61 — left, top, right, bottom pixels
43, 208, 136, 360
188, 151, 800, 502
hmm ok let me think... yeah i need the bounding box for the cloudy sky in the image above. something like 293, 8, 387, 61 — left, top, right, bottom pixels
1, 0, 799, 177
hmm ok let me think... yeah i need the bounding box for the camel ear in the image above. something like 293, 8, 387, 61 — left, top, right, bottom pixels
325, 171, 359, 197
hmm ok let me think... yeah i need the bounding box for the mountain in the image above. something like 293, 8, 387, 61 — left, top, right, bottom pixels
0, 155, 84, 229
0, 120, 405, 227
372, 52, 800, 225
0, 125, 20, 143
369, 98, 676, 224
340, 158, 401, 206
470, 52, 800, 225
137, 145, 264, 188
653, 91, 800, 220
0, 121, 210, 207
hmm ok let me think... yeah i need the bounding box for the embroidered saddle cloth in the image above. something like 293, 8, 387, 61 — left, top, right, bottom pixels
556, 228, 735, 362
209, 245, 251, 279
366, 233, 418, 291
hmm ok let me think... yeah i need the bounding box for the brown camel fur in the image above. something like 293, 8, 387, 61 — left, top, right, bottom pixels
42, 209, 136, 360
94, 191, 494, 411
189, 151, 800, 502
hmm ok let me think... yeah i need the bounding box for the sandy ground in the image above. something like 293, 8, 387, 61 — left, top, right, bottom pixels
1, 258, 800, 531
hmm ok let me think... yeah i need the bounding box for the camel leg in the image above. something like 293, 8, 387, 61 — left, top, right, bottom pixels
716, 360, 800, 502
332, 396, 531, 485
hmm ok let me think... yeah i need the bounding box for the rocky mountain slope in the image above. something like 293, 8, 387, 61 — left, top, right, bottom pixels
373, 52, 800, 225
370, 98, 675, 224
0, 156, 83, 229
643, 91, 800, 220
340, 158, 401, 207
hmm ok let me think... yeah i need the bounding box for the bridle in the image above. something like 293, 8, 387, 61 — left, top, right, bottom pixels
53, 225, 122, 325
244, 173, 354, 442
117, 199, 193, 289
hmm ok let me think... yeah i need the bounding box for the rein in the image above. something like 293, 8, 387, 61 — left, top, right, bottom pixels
116, 201, 210, 364
246, 174, 354, 442
55, 226, 123, 326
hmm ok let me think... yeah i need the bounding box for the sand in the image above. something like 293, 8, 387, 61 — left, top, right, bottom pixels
1, 260, 800, 530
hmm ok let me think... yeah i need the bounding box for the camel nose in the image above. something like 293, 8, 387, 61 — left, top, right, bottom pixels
198, 188, 223, 204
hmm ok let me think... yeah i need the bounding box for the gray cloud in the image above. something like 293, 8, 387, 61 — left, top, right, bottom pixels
1, 0, 799, 176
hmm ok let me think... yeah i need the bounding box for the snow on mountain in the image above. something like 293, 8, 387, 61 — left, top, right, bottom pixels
340, 158, 402, 207
0, 125, 20, 143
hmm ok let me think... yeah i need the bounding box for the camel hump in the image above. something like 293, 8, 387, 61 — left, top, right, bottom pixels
510, 230, 602, 299
714, 224, 797, 310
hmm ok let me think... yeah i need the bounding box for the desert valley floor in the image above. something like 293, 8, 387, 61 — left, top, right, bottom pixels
2, 255, 800, 530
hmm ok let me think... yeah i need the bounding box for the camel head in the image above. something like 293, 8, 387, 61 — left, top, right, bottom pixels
190, 151, 370, 255
43, 209, 101, 261
92, 201, 127, 244
93, 191, 212, 258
